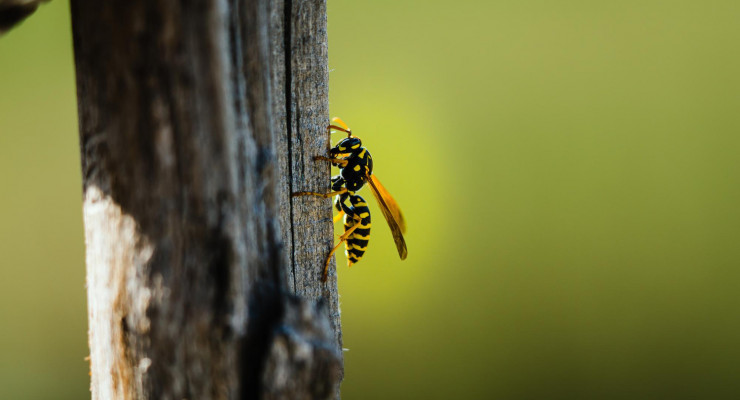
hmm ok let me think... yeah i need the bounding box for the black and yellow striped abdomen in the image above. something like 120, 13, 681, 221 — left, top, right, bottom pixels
344, 194, 371, 265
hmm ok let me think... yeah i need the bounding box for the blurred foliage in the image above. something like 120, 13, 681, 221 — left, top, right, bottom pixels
329, 1, 740, 399
2, 0, 740, 399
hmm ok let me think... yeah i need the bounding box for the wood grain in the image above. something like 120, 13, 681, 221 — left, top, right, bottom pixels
270, 0, 343, 362
72, 0, 342, 398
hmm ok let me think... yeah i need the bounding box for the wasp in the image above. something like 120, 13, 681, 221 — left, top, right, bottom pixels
292, 117, 407, 281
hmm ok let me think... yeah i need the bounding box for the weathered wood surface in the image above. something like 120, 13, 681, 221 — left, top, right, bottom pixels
270, 0, 343, 362
71, 0, 342, 398
270, 0, 344, 397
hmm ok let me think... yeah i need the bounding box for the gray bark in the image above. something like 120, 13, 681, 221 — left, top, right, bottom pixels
71, 0, 342, 398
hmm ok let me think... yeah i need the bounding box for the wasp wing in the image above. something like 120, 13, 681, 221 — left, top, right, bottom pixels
366, 172, 408, 260
369, 174, 406, 233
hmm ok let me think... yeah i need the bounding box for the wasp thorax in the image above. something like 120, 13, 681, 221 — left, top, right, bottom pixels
331, 136, 362, 155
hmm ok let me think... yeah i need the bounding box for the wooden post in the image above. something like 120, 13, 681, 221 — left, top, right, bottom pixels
71, 0, 343, 398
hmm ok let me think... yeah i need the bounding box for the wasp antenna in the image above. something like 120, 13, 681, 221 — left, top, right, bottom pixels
328, 117, 352, 137
331, 117, 351, 131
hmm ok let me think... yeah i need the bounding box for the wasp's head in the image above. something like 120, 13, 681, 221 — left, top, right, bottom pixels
330, 136, 363, 156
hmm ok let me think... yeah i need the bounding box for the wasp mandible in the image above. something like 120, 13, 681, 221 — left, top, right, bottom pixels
292, 117, 407, 282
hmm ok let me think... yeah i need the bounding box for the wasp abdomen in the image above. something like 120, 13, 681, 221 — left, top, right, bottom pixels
345, 194, 371, 265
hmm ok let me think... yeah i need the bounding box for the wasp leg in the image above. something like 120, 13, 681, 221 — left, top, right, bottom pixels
314, 155, 348, 167
334, 191, 353, 212
292, 187, 348, 198
333, 193, 348, 223
322, 214, 362, 282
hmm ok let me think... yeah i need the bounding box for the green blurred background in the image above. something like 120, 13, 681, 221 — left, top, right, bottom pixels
2, 0, 740, 398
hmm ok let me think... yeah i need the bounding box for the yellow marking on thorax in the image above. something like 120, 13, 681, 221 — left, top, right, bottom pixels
353, 165, 361, 171
351, 144, 360, 149
358, 149, 366, 158
359, 212, 370, 219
